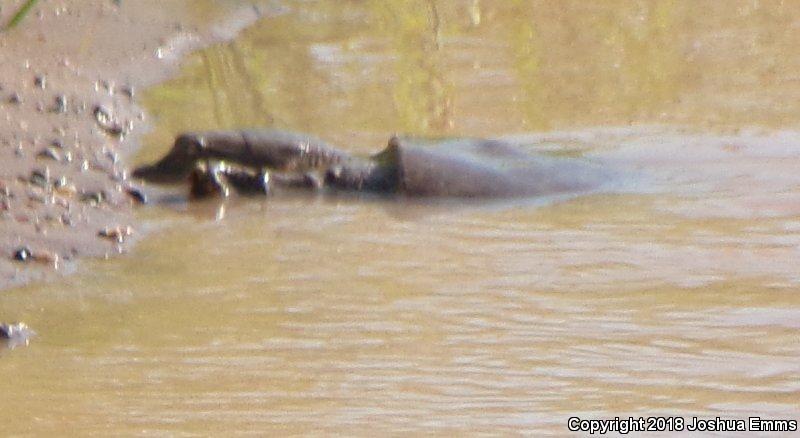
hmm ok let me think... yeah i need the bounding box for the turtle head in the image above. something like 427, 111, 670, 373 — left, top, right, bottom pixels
133, 133, 205, 183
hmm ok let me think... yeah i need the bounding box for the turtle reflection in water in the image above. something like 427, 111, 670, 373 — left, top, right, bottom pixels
133, 130, 611, 200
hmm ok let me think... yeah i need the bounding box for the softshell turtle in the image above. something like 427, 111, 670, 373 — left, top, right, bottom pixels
133, 129, 610, 199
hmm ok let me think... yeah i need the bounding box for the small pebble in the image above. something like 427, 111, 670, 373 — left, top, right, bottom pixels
8, 93, 22, 105
54, 188, 76, 199
12, 246, 59, 267
98, 225, 133, 243
37, 147, 61, 161
28, 191, 46, 204
33, 250, 59, 267
98, 79, 114, 94
119, 85, 134, 99
81, 190, 106, 204
0, 322, 36, 348
0, 322, 34, 340
93, 105, 124, 137
53, 176, 76, 196
52, 95, 68, 113
103, 148, 119, 164
29, 169, 49, 188
13, 247, 32, 262
34, 75, 46, 89
125, 186, 147, 204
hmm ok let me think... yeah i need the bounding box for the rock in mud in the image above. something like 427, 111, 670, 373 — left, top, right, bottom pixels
98, 225, 133, 243
13, 247, 32, 262
28, 169, 50, 188
12, 246, 59, 267
53, 177, 76, 197
124, 186, 147, 204
0, 322, 36, 349
37, 147, 62, 162
34, 75, 47, 89
7, 93, 22, 105
119, 85, 134, 99
92, 105, 125, 137
80, 190, 107, 205
51, 94, 68, 113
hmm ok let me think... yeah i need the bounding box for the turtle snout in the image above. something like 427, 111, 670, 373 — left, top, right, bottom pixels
132, 134, 204, 183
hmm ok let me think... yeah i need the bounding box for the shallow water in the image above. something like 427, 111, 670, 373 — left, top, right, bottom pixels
3, 1, 800, 435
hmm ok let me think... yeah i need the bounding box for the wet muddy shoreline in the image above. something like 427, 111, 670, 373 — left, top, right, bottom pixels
0, 0, 267, 290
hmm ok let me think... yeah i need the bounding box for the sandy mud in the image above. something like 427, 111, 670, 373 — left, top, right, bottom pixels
0, 0, 266, 289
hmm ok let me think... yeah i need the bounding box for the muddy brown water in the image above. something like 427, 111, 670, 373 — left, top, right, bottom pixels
2, 1, 800, 435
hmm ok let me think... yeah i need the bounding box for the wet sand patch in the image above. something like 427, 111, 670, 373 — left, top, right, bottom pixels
0, 0, 268, 289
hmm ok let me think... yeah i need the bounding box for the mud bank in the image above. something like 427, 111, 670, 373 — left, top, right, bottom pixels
0, 0, 266, 290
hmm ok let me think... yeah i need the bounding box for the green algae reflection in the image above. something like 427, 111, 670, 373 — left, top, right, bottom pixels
142, 0, 800, 161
